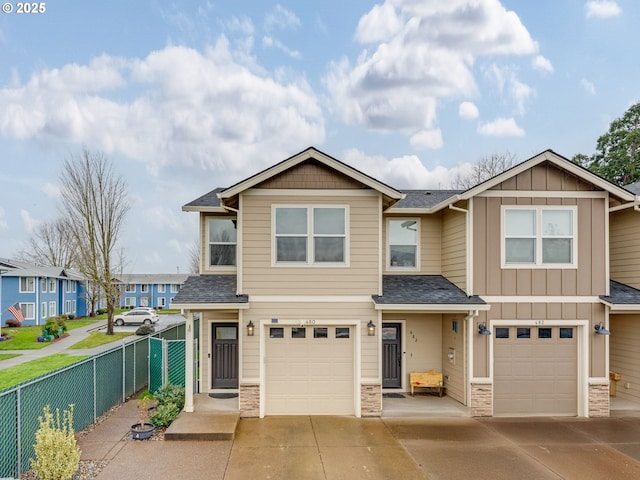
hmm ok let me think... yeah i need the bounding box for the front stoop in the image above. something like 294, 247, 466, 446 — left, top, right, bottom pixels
164, 410, 240, 441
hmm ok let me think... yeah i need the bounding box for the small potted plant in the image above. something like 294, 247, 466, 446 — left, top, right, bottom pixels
131, 396, 155, 440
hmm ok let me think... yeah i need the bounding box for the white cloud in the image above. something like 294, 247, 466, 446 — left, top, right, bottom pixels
0, 42, 325, 182
20, 209, 38, 235
485, 64, 533, 115
459, 101, 479, 119
262, 36, 302, 59
581, 78, 596, 95
532, 55, 554, 73
410, 129, 443, 150
264, 4, 301, 32
478, 117, 525, 137
342, 148, 475, 189
326, 0, 540, 147
585, 1, 622, 18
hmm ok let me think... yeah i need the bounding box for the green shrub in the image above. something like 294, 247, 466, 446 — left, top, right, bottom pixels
135, 324, 155, 335
30, 405, 81, 480
96, 308, 107, 315
149, 402, 181, 428
154, 383, 185, 410
42, 319, 58, 338
67, 314, 75, 320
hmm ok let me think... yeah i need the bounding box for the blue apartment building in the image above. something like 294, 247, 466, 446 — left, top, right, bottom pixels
114, 274, 189, 309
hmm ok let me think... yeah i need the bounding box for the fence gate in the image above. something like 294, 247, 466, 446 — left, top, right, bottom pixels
149, 337, 186, 392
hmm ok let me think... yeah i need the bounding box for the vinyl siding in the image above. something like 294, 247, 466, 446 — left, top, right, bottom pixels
610, 314, 640, 403
382, 214, 441, 274
241, 193, 379, 295
442, 208, 466, 290
610, 208, 640, 289
442, 314, 465, 403
473, 196, 607, 296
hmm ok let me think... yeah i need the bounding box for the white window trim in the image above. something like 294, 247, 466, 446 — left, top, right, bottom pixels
158, 297, 166, 307
41, 278, 46, 293
48, 301, 56, 317
140, 284, 149, 293
49, 278, 56, 293
271, 204, 350, 267
125, 297, 136, 307
65, 300, 72, 314
41, 302, 47, 318
206, 217, 238, 271
125, 284, 136, 293
21, 302, 35, 320
66, 280, 72, 293
501, 205, 578, 269
386, 218, 420, 271
20, 276, 35, 293
158, 284, 166, 293
170, 284, 179, 293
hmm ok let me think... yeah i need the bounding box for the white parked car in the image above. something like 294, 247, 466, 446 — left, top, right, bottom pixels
114, 309, 159, 326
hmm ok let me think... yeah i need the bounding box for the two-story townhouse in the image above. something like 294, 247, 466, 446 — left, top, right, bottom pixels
114, 274, 189, 309
607, 180, 640, 405
0, 258, 87, 325
172, 147, 640, 419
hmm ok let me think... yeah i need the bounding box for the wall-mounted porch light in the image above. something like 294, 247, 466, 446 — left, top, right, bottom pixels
478, 323, 491, 336
367, 320, 376, 336
594, 323, 610, 335
247, 320, 255, 337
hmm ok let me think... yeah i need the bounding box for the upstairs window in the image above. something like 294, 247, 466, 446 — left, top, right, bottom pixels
208, 218, 237, 266
274, 206, 347, 264
125, 284, 136, 293
20, 277, 35, 293
48, 278, 56, 292
503, 207, 576, 267
158, 284, 166, 293
388, 219, 419, 268
141, 284, 149, 293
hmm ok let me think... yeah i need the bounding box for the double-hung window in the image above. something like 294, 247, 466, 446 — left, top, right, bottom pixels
503, 206, 576, 267
388, 219, 419, 268
208, 218, 237, 267
20, 277, 35, 293
125, 284, 136, 293
274, 206, 347, 264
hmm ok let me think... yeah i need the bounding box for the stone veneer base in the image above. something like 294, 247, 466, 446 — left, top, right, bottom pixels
470, 383, 493, 417
361, 383, 382, 417
239, 383, 260, 418
589, 383, 610, 417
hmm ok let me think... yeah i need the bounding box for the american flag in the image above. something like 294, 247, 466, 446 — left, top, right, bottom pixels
8, 302, 25, 323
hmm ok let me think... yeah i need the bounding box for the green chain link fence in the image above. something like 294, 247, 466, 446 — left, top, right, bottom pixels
0, 322, 185, 479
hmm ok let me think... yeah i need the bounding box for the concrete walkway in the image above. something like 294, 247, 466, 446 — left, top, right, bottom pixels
77, 399, 640, 480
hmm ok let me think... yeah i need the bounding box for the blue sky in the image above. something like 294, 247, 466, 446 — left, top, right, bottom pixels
0, 0, 638, 273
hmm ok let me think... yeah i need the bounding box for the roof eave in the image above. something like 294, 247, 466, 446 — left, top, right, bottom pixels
170, 302, 250, 310
181, 206, 227, 213
373, 303, 490, 312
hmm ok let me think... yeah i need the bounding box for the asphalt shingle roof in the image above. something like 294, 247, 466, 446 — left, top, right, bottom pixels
600, 280, 640, 305
391, 190, 462, 209
372, 275, 485, 305
172, 275, 248, 304
183, 187, 225, 209
624, 181, 640, 195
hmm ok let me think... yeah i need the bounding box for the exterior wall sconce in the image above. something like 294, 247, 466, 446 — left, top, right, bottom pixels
594, 323, 610, 335
367, 320, 376, 336
478, 323, 491, 335
247, 320, 255, 336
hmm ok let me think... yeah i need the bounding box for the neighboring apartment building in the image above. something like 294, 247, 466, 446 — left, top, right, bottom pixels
172, 147, 640, 418
0, 258, 87, 325
114, 274, 189, 309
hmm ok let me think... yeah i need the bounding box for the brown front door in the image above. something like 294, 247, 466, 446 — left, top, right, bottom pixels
211, 323, 238, 389
382, 323, 402, 388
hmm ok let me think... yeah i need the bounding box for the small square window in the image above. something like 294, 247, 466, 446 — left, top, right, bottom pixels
517, 328, 531, 339
560, 328, 573, 339
291, 327, 306, 338
538, 328, 552, 339
336, 327, 350, 338
314, 327, 328, 338
495, 327, 510, 338
269, 327, 284, 339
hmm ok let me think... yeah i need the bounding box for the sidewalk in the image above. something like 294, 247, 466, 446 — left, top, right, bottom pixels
0, 320, 110, 369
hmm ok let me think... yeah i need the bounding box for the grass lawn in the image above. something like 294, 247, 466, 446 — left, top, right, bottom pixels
68, 331, 133, 349
0, 353, 20, 362
0, 318, 102, 351
0, 353, 89, 390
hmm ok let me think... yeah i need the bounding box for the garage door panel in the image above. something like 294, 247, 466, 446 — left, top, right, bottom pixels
266, 325, 355, 415
494, 326, 577, 416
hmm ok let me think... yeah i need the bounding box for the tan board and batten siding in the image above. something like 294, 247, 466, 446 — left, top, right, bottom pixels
471, 162, 608, 414
610, 208, 640, 289
610, 315, 640, 403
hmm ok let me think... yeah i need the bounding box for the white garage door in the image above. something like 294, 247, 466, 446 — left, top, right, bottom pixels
494, 326, 577, 416
265, 325, 355, 415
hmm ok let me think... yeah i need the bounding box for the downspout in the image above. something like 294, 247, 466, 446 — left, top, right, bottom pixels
220, 199, 241, 294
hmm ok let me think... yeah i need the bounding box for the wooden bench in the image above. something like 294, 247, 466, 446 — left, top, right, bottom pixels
410, 370, 444, 397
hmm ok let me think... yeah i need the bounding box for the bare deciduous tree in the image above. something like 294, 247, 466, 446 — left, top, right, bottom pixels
188, 239, 200, 274
452, 152, 518, 189
15, 218, 76, 268
59, 149, 130, 335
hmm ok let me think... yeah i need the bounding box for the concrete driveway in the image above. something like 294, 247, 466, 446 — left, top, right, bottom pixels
90, 411, 640, 480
